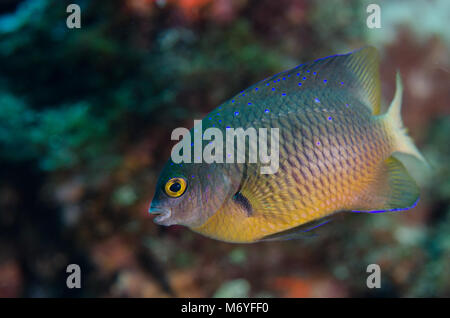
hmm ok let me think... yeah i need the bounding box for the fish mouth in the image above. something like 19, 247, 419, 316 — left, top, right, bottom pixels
149, 207, 172, 225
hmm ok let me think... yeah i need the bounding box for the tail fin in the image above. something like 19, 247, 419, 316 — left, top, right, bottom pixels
384, 72, 428, 167
349, 72, 428, 213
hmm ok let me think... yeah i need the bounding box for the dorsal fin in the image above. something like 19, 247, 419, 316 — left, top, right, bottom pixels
295, 46, 381, 114
243, 46, 382, 115
343, 46, 381, 114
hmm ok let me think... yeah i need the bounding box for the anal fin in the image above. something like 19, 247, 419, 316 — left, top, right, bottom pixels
352, 156, 420, 213
258, 214, 337, 242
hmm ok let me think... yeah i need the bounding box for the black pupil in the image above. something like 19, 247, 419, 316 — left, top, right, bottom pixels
169, 182, 181, 193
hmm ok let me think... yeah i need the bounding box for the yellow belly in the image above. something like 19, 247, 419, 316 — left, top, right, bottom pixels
191, 160, 381, 243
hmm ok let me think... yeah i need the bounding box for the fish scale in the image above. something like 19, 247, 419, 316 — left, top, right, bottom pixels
195, 104, 387, 239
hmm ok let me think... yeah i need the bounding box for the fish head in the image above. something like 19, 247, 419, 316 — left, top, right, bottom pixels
149, 161, 239, 228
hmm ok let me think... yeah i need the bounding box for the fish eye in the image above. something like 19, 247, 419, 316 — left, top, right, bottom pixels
164, 177, 187, 198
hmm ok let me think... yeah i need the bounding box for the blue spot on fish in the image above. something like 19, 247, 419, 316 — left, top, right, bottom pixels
234, 111, 239, 116
315, 98, 320, 103
265, 109, 270, 113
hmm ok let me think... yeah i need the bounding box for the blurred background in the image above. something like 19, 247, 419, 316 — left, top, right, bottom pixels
0, 0, 448, 297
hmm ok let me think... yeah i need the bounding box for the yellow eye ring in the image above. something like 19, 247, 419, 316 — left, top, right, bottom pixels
164, 177, 187, 198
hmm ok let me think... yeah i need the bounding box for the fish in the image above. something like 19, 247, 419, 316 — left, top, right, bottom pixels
148, 46, 427, 243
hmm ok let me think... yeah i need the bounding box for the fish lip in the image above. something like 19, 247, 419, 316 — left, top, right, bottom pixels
149, 207, 172, 225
